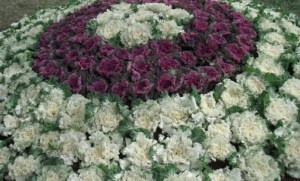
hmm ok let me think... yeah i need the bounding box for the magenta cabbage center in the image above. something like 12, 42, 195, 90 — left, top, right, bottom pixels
33, 0, 257, 102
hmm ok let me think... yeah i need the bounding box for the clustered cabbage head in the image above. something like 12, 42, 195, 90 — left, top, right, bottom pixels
34, 0, 257, 102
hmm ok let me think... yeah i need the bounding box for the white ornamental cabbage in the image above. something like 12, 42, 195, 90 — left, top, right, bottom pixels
165, 8, 193, 22
229, 111, 269, 145
237, 74, 266, 96
36, 88, 65, 123
208, 168, 242, 181
132, 100, 161, 131
115, 166, 154, 181
59, 94, 89, 131
128, 10, 158, 23
281, 18, 300, 35
96, 20, 126, 40
39, 131, 60, 155
92, 101, 123, 133
220, 79, 248, 108
263, 8, 281, 19
200, 92, 225, 121
3, 114, 19, 135
283, 131, 300, 178
138, 3, 172, 13
0, 147, 11, 170
157, 20, 184, 39
3, 63, 25, 80
245, 7, 259, 20
93, 2, 192, 47
204, 136, 235, 161
120, 22, 153, 47
159, 95, 198, 128
257, 42, 285, 60
12, 123, 40, 151
238, 148, 280, 181
8, 155, 40, 181
258, 18, 282, 32
58, 130, 87, 165
164, 170, 202, 181
36, 165, 71, 181
280, 78, 300, 102
206, 121, 232, 141
264, 32, 288, 46
123, 133, 157, 168
154, 130, 203, 168
252, 54, 285, 76
230, 0, 251, 12
17, 84, 41, 114
111, 2, 132, 13
265, 96, 298, 126
67, 166, 104, 181
81, 131, 121, 166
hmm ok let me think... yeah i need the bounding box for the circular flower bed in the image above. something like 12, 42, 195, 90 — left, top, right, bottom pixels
33, 0, 256, 101
0, 0, 300, 180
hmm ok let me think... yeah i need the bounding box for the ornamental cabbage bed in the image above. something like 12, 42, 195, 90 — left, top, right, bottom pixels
0, 0, 300, 180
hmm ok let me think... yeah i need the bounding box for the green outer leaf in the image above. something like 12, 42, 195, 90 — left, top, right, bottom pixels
151, 162, 178, 181
263, 73, 289, 88
227, 152, 238, 168
4, 94, 20, 110
99, 164, 121, 181
250, 90, 271, 117
118, 118, 151, 139
191, 127, 206, 144
41, 123, 60, 133
213, 83, 225, 101
225, 106, 245, 116
198, 157, 213, 181
85, 102, 94, 120
43, 157, 64, 166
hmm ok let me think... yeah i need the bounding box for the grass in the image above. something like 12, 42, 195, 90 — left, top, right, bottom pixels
0, 0, 300, 31
0, 0, 69, 31
260, 0, 300, 16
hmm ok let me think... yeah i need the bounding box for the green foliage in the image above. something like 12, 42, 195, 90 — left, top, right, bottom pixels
151, 162, 178, 181
179, 125, 190, 132
99, 164, 122, 181
87, 92, 124, 106
263, 73, 289, 88
191, 127, 206, 144
191, 87, 201, 105
227, 152, 238, 168
285, 33, 299, 46
130, 3, 139, 13
118, 118, 151, 139
243, 65, 262, 75
130, 98, 143, 108
213, 83, 225, 101
29, 148, 44, 158
149, 146, 156, 158
41, 122, 60, 133
45, 76, 72, 99
85, 102, 94, 120
5, 94, 20, 110
250, 90, 271, 117
225, 106, 245, 116
268, 133, 286, 158
277, 53, 298, 71
43, 157, 64, 166
198, 157, 213, 181
118, 104, 131, 118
